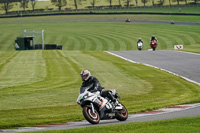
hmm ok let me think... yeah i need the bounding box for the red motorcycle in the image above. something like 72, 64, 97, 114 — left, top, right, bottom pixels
150, 40, 157, 51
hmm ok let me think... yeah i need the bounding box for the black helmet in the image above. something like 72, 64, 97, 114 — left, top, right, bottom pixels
80, 70, 91, 81
152, 35, 155, 40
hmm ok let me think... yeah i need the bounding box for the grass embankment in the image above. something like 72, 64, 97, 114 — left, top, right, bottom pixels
0, 15, 200, 129
1, 1, 199, 13
0, 50, 200, 129
1, 14, 200, 23
93, 6, 200, 14
26, 116, 200, 133
1, 7, 199, 17
0, 15, 200, 52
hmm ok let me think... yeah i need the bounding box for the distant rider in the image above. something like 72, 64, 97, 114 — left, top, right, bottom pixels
150, 35, 158, 42
80, 70, 117, 104
150, 35, 158, 51
137, 38, 143, 43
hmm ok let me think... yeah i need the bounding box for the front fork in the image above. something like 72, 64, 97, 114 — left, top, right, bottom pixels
90, 103, 95, 114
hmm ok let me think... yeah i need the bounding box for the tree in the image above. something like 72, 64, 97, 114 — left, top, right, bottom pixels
73, 0, 81, 10
20, 0, 29, 11
51, 0, 67, 11
74, 0, 77, 9
90, 0, 96, 9
118, 0, 121, 6
0, 0, 14, 14
30, 0, 37, 11
107, 0, 112, 7
135, 0, 138, 7
168, 0, 171, 6
177, 0, 179, 6
159, 0, 164, 6
152, 0, 155, 6
184, 0, 187, 5
124, 0, 132, 8
141, 0, 148, 7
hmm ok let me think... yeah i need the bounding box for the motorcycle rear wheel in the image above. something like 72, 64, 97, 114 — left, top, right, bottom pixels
115, 103, 128, 121
83, 106, 100, 124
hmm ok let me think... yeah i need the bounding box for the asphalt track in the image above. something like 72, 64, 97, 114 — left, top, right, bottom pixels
126, 20, 200, 26
1, 19, 199, 26
3, 103, 200, 132
3, 50, 200, 132
76, 20, 200, 26
107, 50, 200, 86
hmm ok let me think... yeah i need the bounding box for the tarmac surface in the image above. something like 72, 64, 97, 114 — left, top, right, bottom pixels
1, 19, 199, 26
126, 20, 200, 26
107, 50, 200, 86
53, 19, 200, 26
79, 20, 200, 26
2, 50, 200, 132
3, 103, 200, 132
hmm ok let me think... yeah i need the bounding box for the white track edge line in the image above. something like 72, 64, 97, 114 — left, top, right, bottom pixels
171, 50, 200, 56
105, 51, 200, 86
131, 103, 200, 118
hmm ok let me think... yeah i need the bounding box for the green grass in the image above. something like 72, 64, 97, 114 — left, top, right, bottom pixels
0, 0, 199, 14
181, 44, 200, 54
0, 50, 200, 129
0, 15, 200, 129
93, 6, 200, 14
0, 15, 199, 52
26, 116, 200, 133
1, 14, 200, 23
1, 7, 200, 19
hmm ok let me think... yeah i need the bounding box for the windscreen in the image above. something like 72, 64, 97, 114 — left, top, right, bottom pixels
80, 87, 87, 94
79, 84, 93, 94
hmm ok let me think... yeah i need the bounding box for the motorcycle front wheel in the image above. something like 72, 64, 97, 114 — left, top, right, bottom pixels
115, 103, 128, 121
83, 106, 100, 124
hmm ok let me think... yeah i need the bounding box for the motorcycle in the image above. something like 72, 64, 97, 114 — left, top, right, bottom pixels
125, 18, 131, 22
77, 87, 128, 124
137, 41, 143, 51
150, 40, 158, 51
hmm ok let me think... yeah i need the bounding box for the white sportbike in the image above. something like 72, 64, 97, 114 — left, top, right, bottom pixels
137, 41, 143, 51
77, 87, 128, 124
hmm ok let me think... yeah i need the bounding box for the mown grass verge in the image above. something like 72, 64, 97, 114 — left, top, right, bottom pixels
0, 14, 200, 23
0, 16, 200, 52
0, 50, 200, 129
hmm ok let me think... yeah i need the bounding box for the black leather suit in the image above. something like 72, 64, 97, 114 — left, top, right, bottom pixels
81, 76, 103, 93
80, 76, 116, 102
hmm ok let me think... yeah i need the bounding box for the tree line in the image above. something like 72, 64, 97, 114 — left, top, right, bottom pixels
0, 0, 199, 14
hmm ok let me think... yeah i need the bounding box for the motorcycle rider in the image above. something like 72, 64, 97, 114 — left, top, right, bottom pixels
150, 35, 158, 51
137, 38, 143, 44
150, 35, 158, 42
80, 70, 118, 105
